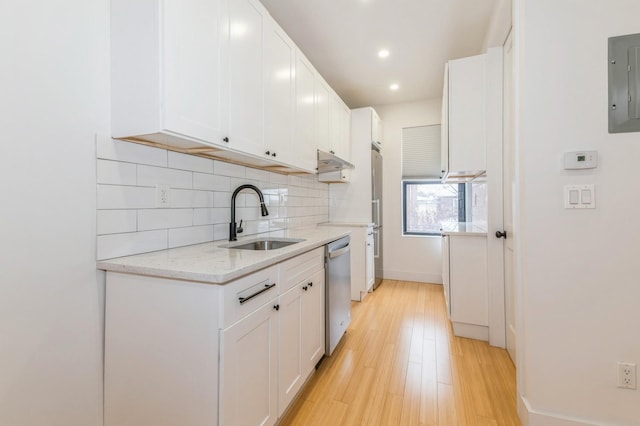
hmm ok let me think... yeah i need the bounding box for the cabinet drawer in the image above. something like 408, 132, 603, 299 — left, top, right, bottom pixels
278, 247, 324, 292
220, 265, 278, 328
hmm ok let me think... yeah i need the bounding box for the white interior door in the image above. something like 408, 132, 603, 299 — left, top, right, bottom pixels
503, 32, 516, 363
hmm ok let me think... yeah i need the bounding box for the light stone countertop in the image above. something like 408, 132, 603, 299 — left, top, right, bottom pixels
440, 222, 488, 236
320, 222, 374, 228
97, 226, 350, 284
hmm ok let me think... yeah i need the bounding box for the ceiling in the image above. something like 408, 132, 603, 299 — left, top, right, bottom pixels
260, 0, 499, 108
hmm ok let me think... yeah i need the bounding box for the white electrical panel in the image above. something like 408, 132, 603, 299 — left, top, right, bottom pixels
564, 151, 597, 170
564, 184, 595, 209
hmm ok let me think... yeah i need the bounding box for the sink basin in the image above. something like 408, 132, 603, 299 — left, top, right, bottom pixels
222, 238, 305, 251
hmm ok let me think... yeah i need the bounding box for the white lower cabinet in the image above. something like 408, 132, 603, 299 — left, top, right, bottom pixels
104, 248, 326, 426
220, 300, 279, 426
346, 225, 375, 301
365, 230, 375, 291
301, 269, 325, 374
441, 234, 488, 341
277, 285, 304, 416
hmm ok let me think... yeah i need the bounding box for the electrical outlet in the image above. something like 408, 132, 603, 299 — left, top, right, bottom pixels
617, 362, 636, 390
156, 185, 171, 207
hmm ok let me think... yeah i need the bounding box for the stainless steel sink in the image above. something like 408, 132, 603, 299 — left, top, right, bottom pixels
222, 238, 305, 251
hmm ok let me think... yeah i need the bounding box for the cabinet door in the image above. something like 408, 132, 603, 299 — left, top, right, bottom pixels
220, 300, 278, 426
448, 54, 486, 173
331, 95, 351, 160
278, 286, 303, 416
449, 236, 488, 326
301, 269, 325, 375
225, 0, 267, 156
295, 52, 316, 166
365, 230, 375, 291
264, 19, 295, 165
163, 0, 224, 145
314, 77, 332, 153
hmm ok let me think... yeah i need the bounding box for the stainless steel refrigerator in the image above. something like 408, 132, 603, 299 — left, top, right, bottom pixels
371, 145, 383, 289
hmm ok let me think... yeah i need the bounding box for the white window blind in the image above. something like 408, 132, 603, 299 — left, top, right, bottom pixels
402, 124, 441, 179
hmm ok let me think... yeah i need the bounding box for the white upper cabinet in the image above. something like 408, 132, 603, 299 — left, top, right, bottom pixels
111, 0, 348, 175
294, 52, 316, 169
111, 0, 225, 147
314, 77, 332, 153
442, 53, 487, 181
264, 20, 295, 164
330, 94, 351, 160
225, 0, 268, 157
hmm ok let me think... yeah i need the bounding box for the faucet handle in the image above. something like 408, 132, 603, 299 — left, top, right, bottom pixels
237, 220, 244, 234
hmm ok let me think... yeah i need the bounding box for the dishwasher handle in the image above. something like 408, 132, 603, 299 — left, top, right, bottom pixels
328, 244, 350, 259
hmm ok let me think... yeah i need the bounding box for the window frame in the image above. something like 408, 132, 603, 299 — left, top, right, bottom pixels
402, 180, 466, 236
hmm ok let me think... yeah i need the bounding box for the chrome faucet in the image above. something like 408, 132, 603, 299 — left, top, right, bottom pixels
229, 184, 269, 241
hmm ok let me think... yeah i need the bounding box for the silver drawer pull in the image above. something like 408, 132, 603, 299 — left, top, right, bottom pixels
238, 283, 276, 305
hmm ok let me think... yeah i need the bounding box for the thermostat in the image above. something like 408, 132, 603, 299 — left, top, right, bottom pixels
564, 151, 597, 170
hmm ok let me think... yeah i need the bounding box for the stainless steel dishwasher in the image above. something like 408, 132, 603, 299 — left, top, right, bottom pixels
325, 236, 351, 356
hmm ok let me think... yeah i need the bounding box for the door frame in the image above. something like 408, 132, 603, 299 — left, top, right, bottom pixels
486, 45, 506, 348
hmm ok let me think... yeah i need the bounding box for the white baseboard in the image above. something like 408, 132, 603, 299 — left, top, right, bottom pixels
452, 322, 488, 341
383, 270, 442, 284
519, 396, 601, 426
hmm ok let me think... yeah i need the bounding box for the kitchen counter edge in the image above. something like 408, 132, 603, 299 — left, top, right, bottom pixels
97, 227, 351, 285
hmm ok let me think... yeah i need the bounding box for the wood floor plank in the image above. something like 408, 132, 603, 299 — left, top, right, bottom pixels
279, 280, 521, 426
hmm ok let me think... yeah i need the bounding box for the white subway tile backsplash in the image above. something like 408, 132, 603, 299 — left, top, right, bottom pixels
213, 192, 231, 208
97, 185, 156, 209
170, 189, 214, 208
96, 140, 329, 258
214, 160, 246, 178
168, 151, 214, 174
246, 167, 269, 182
97, 230, 167, 260
269, 172, 288, 185
97, 138, 167, 167
97, 160, 137, 185
193, 208, 214, 226
97, 210, 137, 235
193, 208, 230, 226
137, 165, 193, 189
213, 223, 229, 241
193, 173, 230, 191
213, 208, 230, 224
138, 209, 193, 231
168, 225, 214, 248
235, 206, 260, 222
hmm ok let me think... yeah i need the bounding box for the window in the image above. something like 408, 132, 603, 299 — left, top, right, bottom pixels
403, 181, 465, 235
400, 124, 487, 236
402, 180, 487, 236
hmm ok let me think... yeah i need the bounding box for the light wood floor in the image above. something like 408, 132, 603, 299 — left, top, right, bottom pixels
280, 280, 520, 426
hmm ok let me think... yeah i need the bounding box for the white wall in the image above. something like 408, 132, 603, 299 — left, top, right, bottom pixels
0, 1, 108, 425
515, 0, 640, 423
374, 99, 443, 283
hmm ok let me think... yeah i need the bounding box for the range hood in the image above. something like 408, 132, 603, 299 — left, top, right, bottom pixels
317, 150, 355, 174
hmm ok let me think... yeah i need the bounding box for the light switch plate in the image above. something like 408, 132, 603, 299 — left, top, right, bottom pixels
564, 185, 595, 209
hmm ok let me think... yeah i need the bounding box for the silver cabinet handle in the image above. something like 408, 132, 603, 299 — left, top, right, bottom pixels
238, 283, 276, 304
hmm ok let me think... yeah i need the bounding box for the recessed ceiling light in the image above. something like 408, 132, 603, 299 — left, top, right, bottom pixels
378, 49, 390, 58
390, 83, 399, 91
